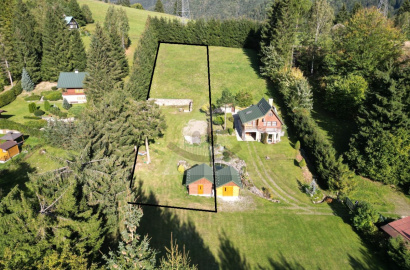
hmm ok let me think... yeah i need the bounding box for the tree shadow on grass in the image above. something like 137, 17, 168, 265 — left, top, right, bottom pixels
348, 248, 395, 270
217, 232, 250, 270
0, 161, 35, 196
133, 179, 218, 269
258, 252, 306, 270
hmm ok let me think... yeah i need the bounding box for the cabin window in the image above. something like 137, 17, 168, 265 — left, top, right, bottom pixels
269, 112, 273, 116
272, 121, 277, 126
75, 89, 83, 93
267, 122, 272, 126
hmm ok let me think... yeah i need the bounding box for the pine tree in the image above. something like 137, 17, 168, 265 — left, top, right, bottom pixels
67, 30, 87, 71
63, 98, 71, 110
117, 8, 130, 49
351, 2, 363, 17
154, 0, 165, 13
108, 28, 129, 79
44, 100, 51, 111
67, 0, 86, 26
41, 5, 69, 81
104, 6, 118, 33
334, 3, 349, 24
12, 0, 42, 83
84, 23, 123, 103
81, 4, 94, 23
21, 68, 34, 91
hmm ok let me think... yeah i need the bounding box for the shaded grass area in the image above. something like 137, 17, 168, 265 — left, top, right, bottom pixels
78, 0, 176, 67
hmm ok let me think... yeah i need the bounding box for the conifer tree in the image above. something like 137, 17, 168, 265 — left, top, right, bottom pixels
108, 28, 129, 79
81, 4, 94, 23
67, 0, 86, 26
334, 3, 349, 24
41, 5, 69, 81
12, 0, 42, 83
21, 68, 34, 91
351, 2, 363, 17
216, 89, 235, 130
117, 8, 130, 49
154, 0, 165, 13
0, 0, 16, 86
84, 23, 123, 103
67, 30, 87, 71
104, 6, 118, 33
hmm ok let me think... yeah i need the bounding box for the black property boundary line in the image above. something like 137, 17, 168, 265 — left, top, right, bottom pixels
128, 41, 217, 213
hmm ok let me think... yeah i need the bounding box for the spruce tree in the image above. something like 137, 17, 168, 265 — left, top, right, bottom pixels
334, 3, 349, 24
21, 68, 34, 91
84, 24, 123, 103
67, 0, 86, 26
12, 0, 42, 83
67, 30, 87, 71
117, 8, 130, 49
108, 28, 129, 79
154, 0, 165, 13
0, 0, 16, 86
81, 4, 94, 23
41, 5, 69, 81
63, 98, 71, 110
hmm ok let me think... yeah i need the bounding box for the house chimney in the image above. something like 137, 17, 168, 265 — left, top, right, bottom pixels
75, 69, 78, 74
268, 98, 273, 107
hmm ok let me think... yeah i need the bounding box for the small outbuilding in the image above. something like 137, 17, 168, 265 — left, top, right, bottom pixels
381, 216, 410, 242
0, 141, 19, 163
185, 164, 214, 196
215, 166, 242, 197
0, 131, 24, 144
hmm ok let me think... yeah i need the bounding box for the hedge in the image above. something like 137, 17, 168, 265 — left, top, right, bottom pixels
24, 95, 41, 101
0, 81, 22, 108
34, 109, 45, 116
43, 91, 62, 101
0, 119, 42, 137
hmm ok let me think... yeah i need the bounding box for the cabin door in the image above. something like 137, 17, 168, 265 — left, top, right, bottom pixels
198, 185, 204, 195
223, 186, 233, 196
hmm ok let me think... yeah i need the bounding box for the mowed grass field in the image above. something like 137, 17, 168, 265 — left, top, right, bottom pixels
78, 0, 176, 67
133, 43, 391, 269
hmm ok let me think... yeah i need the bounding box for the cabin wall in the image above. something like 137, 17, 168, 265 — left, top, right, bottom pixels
216, 182, 240, 197
188, 178, 213, 195
8, 145, 19, 157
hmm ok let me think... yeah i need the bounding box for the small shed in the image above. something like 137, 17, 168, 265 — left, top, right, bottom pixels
381, 216, 410, 242
0, 131, 23, 143
215, 166, 242, 197
0, 141, 19, 163
185, 164, 214, 196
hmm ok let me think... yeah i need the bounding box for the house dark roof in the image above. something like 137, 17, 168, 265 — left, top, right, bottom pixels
238, 98, 283, 124
57, 72, 88, 89
381, 216, 410, 242
0, 140, 17, 150
185, 164, 214, 186
215, 166, 242, 188
0, 132, 22, 141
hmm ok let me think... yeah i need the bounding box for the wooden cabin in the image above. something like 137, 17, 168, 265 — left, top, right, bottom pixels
57, 71, 88, 104
215, 166, 242, 197
381, 216, 410, 243
65, 16, 79, 29
0, 131, 24, 144
0, 141, 19, 163
237, 98, 284, 144
185, 164, 214, 196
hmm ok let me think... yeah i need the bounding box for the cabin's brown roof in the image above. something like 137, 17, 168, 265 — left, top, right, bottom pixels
0, 140, 17, 150
381, 216, 410, 241
0, 131, 22, 141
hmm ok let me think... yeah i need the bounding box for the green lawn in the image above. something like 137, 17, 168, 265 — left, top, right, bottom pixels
132, 43, 392, 269
78, 0, 177, 67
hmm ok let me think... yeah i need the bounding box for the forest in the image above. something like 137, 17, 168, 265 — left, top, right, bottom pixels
0, 0, 409, 268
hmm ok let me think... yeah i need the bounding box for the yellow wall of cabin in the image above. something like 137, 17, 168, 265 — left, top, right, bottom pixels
8, 145, 19, 157
216, 186, 240, 197
0, 145, 19, 161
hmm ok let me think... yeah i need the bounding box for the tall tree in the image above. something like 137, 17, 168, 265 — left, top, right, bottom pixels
41, 5, 69, 81
12, 0, 42, 83
67, 29, 87, 71
81, 4, 94, 24
216, 89, 235, 130
117, 0, 130, 7
108, 27, 129, 79
67, 0, 86, 26
0, 0, 16, 86
350, 2, 363, 17
84, 23, 123, 103
154, 0, 165, 13
117, 8, 130, 49
305, 0, 334, 74
334, 3, 349, 24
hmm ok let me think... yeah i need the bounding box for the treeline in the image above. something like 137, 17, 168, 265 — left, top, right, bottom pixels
0, 0, 94, 92
126, 16, 261, 99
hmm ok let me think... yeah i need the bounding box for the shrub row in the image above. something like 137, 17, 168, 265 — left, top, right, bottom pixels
49, 106, 68, 118
0, 81, 22, 107
24, 95, 41, 101
0, 119, 43, 137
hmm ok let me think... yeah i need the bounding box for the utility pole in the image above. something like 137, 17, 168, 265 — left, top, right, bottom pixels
177, 0, 191, 23
378, 0, 389, 17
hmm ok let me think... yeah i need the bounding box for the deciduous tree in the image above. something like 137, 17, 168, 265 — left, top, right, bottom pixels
216, 89, 235, 129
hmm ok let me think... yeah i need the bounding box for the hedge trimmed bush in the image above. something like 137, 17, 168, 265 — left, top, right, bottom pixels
23, 116, 42, 120
25, 120, 47, 129
12, 81, 22, 96
34, 109, 45, 116
28, 102, 36, 113
227, 128, 233, 135
44, 100, 51, 111
0, 90, 16, 107
24, 95, 41, 101
43, 91, 62, 101
49, 106, 68, 118
51, 86, 58, 90
0, 119, 41, 137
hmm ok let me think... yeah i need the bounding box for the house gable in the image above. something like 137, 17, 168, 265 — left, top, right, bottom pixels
215, 166, 242, 188
238, 98, 283, 126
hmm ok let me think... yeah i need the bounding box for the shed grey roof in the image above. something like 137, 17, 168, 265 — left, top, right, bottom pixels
215, 166, 242, 188
0, 140, 17, 150
237, 98, 283, 125
0, 132, 22, 141
185, 164, 214, 186
64, 16, 74, 24
57, 72, 88, 89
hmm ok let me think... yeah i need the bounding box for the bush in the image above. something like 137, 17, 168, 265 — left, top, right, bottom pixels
213, 116, 224, 125
299, 159, 306, 168
0, 90, 16, 107
23, 116, 42, 120
0, 119, 41, 137
51, 86, 58, 91
235, 90, 253, 107
295, 140, 300, 150
12, 81, 23, 96
352, 201, 379, 234
387, 236, 410, 269
63, 98, 71, 110
200, 104, 210, 114
49, 106, 68, 118
44, 100, 51, 111
177, 165, 185, 174
24, 95, 41, 101
43, 91, 62, 101
227, 128, 233, 135
34, 109, 45, 116
25, 120, 47, 129
28, 102, 37, 113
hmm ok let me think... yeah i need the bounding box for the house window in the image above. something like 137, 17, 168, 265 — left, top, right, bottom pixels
267, 122, 272, 126
269, 112, 273, 116
272, 121, 277, 126
75, 89, 83, 93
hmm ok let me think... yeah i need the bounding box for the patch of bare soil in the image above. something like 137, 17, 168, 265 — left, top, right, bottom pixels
183, 119, 207, 136
20, 81, 57, 97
